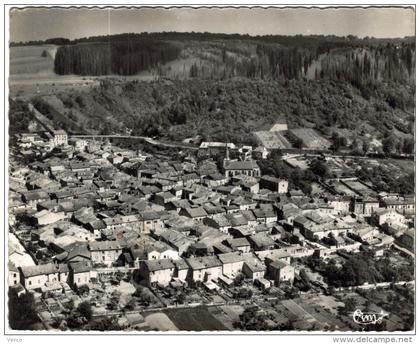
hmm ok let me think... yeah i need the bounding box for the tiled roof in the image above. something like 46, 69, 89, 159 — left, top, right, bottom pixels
89, 241, 122, 251
21, 263, 69, 277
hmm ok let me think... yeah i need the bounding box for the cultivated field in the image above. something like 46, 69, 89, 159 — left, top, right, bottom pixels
9, 45, 98, 99
9, 45, 154, 99
254, 130, 292, 149
288, 128, 331, 149
163, 306, 229, 331
10, 44, 57, 76
144, 313, 179, 331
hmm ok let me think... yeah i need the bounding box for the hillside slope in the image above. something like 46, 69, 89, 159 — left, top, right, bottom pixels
12, 33, 414, 152
31, 77, 414, 149
52, 33, 415, 85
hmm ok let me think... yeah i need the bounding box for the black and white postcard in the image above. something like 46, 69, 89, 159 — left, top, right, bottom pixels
3, 3, 416, 341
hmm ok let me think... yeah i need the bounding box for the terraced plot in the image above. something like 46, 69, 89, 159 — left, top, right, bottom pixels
288, 128, 331, 149
253, 130, 292, 149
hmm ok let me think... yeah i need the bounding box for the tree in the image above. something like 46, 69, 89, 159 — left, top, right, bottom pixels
8, 289, 39, 330
107, 292, 121, 310
362, 140, 370, 155
134, 287, 156, 305
332, 132, 348, 151
293, 137, 304, 149
88, 316, 122, 331
403, 137, 414, 154
234, 273, 245, 286
339, 297, 357, 316
124, 298, 136, 310
310, 159, 330, 178
235, 288, 253, 299
176, 293, 186, 304
76, 284, 90, 296
382, 135, 396, 155
66, 298, 75, 311
331, 132, 340, 151
77, 301, 93, 321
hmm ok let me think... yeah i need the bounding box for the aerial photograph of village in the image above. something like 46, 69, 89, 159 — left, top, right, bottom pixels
6, 5, 415, 334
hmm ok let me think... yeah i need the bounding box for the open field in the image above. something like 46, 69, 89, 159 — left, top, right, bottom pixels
9, 45, 156, 99
163, 306, 229, 331
10, 44, 57, 76
254, 130, 292, 149
341, 179, 376, 196
144, 313, 179, 331
387, 159, 415, 173
295, 295, 348, 330
289, 128, 331, 149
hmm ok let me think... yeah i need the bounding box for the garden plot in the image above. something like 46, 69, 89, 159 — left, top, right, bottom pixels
254, 130, 292, 149
289, 128, 331, 149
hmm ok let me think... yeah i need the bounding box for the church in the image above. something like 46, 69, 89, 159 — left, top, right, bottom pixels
223, 145, 261, 178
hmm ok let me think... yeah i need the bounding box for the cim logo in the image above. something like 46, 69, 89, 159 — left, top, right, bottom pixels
352, 309, 388, 325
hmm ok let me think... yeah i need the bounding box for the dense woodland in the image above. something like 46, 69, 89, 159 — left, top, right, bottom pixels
33, 77, 414, 146
43, 33, 415, 146
50, 33, 414, 83
8, 98, 34, 143
54, 40, 181, 76
25, 33, 413, 145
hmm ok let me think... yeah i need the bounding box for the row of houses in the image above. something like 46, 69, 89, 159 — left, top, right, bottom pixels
139, 250, 294, 288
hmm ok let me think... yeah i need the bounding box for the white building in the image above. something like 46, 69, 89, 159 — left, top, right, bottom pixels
374, 209, 406, 227
53, 130, 68, 146
89, 241, 123, 267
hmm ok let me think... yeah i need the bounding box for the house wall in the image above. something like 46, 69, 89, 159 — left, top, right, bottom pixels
142, 219, 163, 233
243, 267, 265, 280
378, 212, 405, 226
147, 250, 179, 261
148, 268, 174, 286
191, 269, 205, 282
204, 266, 223, 281
176, 268, 188, 282
219, 226, 230, 234
189, 266, 222, 282
329, 201, 350, 214
237, 245, 250, 253
266, 215, 278, 224
222, 261, 244, 277
385, 203, 415, 215
253, 270, 265, 280
205, 178, 229, 188
91, 249, 122, 267
24, 272, 60, 290
260, 179, 288, 193
60, 272, 69, 284
9, 271, 19, 286
73, 271, 91, 286
274, 266, 295, 286
364, 202, 380, 216
225, 169, 261, 178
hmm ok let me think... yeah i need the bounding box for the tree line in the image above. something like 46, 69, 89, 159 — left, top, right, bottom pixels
187, 42, 414, 85
54, 40, 181, 76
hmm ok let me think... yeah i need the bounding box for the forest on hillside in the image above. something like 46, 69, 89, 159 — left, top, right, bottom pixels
54, 39, 181, 76
26, 33, 414, 155
51, 33, 415, 85
31, 77, 414, 151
